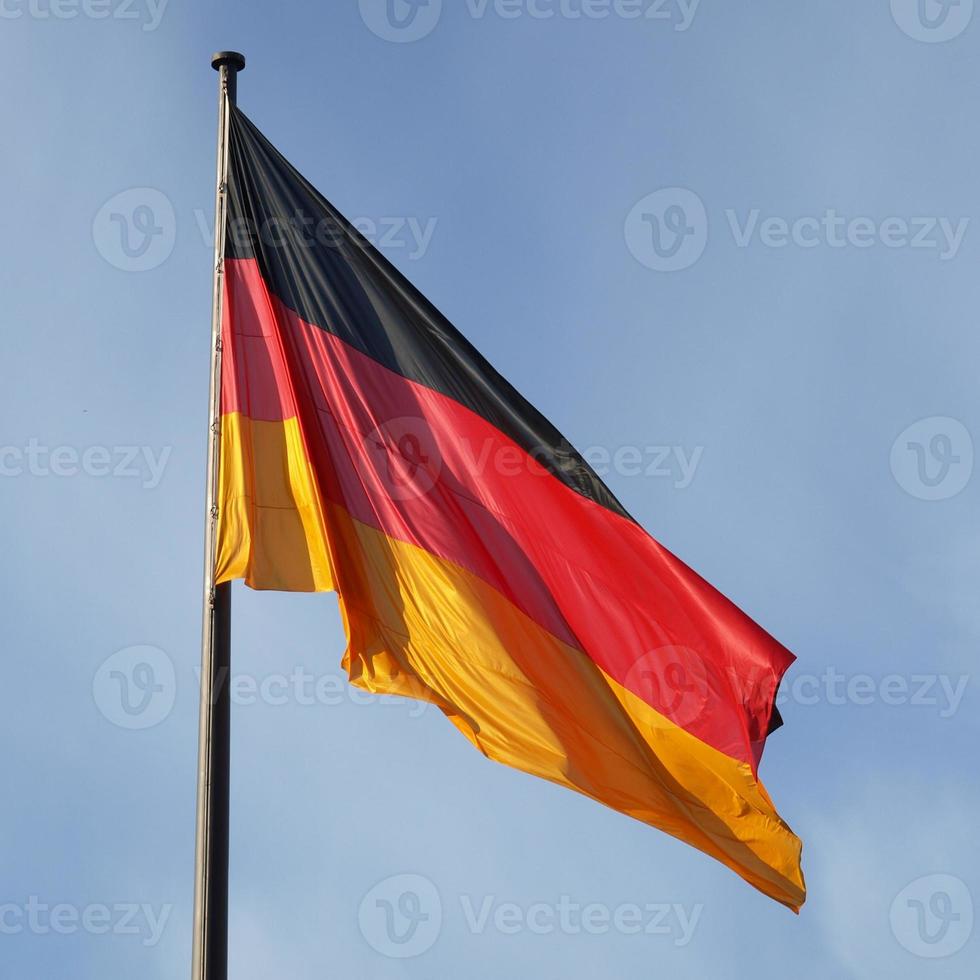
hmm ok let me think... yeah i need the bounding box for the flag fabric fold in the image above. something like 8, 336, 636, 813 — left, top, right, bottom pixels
215, 106, 806, 911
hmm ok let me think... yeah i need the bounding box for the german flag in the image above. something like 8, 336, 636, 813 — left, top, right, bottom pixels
215, 107, 805, 911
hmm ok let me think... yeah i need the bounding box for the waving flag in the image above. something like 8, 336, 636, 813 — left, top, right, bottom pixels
215, 106, 805, 910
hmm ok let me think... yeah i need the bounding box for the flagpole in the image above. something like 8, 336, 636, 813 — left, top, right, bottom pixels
192, 49, 244, 980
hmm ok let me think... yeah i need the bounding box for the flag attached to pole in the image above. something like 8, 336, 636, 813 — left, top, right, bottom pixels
215, 107, 805, 910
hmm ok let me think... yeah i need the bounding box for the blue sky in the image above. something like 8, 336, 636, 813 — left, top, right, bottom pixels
1, 1, 978, 976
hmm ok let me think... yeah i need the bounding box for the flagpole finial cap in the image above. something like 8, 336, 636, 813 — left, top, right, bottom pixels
211, 51, 246, 73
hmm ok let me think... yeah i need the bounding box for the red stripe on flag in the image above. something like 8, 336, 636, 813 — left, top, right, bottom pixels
222, 257, 793, 769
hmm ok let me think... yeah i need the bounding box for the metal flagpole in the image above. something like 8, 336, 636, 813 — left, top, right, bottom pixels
192, 49, 245, 980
